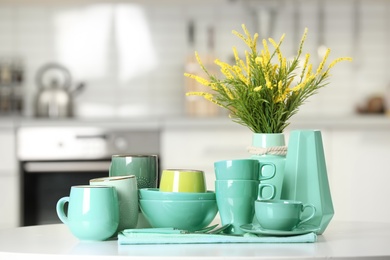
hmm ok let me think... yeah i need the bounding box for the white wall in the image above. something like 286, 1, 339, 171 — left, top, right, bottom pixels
0, 0, 387, 118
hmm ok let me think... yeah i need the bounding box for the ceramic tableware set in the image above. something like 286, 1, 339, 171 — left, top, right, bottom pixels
56, 130, 334, 241
214, 130, 334, 236
56, 154, 219, 241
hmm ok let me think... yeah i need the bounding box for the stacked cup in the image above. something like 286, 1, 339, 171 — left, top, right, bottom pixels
214, 159, 276, 235
109, 154, 159, 228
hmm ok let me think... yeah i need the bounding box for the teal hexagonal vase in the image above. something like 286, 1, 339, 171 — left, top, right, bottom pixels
281, 129, 334, 234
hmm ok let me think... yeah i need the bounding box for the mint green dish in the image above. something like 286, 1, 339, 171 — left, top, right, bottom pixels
139, 199, 218, 231
139, 188, 216, 200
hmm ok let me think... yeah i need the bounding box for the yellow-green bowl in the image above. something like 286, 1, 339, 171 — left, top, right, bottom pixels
159, 169, 206, 193
139, 188, 215, 200
139, 199, 218, 231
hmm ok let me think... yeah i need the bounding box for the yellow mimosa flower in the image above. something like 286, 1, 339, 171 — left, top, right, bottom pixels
268, 34, 286, 65
233, 47, 240, 63
194, 52, 209, 74
215, 59, 234, 80
233, 65, 248, 85
316, 48, 331, 75
286, 77, 294, 88
266, 80, 272, 89
298, 28, 308, 56
300, 53, 310, 80
221, 84, 235, 100
326, 57, 353, 71
306, 64, 313, 78
184, 73, 211, 87
240, 59, 248, 74
253, 33, 259, 51
186, 91, 208, 97
254, 86, 262, 92
292, 82, 303, 92
281, 57, 287, 73
262, 39, 271, 61
232, 30, 251, 49
185, 24, 352, 133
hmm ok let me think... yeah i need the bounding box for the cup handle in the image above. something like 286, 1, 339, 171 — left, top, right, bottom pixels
258, 162, 276, 181
258, 184, 276, 200
298, 204, 316, 226
56, 196, 70, 225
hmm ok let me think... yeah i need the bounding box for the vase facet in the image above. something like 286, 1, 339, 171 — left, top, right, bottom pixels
281, 130, 334, 234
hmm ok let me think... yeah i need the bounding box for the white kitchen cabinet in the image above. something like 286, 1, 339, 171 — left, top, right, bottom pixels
327, 129, 390, 223
161, 122, 252, 190
0, 126, 20, 229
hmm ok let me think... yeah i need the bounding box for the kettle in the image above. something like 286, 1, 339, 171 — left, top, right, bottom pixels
34, 63, 84, 118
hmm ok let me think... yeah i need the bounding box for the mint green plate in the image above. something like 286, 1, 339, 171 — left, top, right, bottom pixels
240, 224, 319, 236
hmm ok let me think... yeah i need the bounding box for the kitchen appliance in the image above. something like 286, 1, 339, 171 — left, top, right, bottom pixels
17, 125, 160, 226
34, 63, 84, 118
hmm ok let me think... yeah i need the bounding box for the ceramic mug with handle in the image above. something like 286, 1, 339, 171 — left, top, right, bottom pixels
214, 159, 276, 181
56, 185, 119, 241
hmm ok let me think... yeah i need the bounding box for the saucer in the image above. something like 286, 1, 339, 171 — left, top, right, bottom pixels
240, 223, 319, 236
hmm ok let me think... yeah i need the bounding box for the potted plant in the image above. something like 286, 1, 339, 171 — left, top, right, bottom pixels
184, 24, 351, 199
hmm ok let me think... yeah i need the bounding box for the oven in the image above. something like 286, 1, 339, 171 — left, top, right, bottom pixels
17, 125, 160, 226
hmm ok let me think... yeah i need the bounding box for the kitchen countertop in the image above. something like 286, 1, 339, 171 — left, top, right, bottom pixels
0, 221, 389, 259
2, 114, 390, 130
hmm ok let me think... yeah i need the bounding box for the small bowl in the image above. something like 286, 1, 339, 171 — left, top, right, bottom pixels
139, 188, 215, 201
139, 199, 218, 231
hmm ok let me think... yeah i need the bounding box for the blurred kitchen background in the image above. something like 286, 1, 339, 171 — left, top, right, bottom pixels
2, 0, 390, 229
0, 0, 387, 118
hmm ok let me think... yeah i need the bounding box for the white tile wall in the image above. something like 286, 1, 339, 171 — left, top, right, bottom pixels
0, 0, 388, 118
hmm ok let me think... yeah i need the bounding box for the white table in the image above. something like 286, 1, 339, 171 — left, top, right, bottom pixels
0, 221, 389, 259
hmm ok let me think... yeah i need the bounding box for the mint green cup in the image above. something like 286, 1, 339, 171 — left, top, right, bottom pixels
255, 200, 316, 231
215, 180, 275, 235
109, 155, 158, 189
90, 175, 138, 233
56, 185, 119, 241
214, 159, 276, 181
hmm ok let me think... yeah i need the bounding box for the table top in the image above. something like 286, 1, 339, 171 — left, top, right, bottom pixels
0, 221, 389, 260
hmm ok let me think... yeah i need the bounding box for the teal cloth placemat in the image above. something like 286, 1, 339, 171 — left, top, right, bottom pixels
117, 232, 317, 245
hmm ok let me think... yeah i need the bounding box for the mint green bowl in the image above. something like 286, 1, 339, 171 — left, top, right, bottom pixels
139, 199, 218, 231
139, 188, 216, 200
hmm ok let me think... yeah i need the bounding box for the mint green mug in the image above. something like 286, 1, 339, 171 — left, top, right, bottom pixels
214, 159, 276, 181
90, 175, 138, 233
255, 199, 316, 231
56, 185, 119, 241
109, 154, 158, 189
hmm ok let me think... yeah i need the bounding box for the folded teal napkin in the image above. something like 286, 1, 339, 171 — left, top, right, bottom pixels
117, 231, 317, 245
